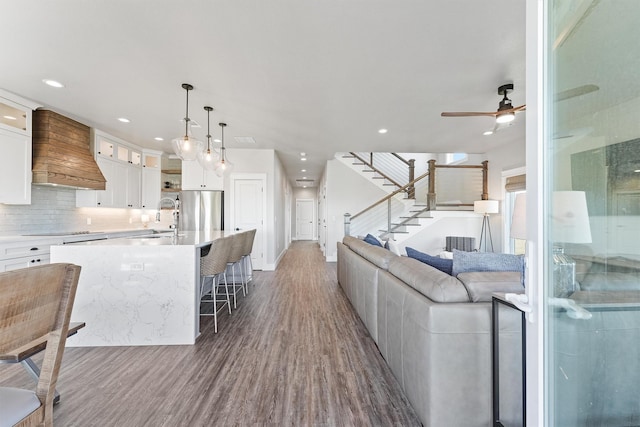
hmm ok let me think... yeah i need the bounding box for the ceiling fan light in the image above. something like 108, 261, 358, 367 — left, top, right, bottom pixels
496, 112, 515, 124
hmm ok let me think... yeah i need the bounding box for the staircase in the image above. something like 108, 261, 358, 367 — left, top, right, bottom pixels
337, 152, 488, 244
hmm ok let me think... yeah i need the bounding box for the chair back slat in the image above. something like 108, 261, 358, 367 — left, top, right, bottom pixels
0, 264, 75, 354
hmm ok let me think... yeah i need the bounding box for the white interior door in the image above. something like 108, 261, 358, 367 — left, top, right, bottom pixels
296, 199, 314, 240
232, 176, 265, 270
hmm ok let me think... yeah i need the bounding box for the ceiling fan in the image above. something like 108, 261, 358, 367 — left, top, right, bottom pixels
441, 83, 525, 124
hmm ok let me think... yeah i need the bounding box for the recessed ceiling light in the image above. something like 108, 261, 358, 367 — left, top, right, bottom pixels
118, 118, 130, 123
154, 137, 164, 141
301, 157, 307, 161
303, 176, 307, 179
378, 128, 388, 134
301, 169, 306, 172
3, 115, 17, 120
42, 79, 64, 88
635, 169, 640, 173
213, 138, 221, 143
483, 130, 494, 136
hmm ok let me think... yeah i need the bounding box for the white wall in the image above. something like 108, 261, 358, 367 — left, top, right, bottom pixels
324, 158, 388, 262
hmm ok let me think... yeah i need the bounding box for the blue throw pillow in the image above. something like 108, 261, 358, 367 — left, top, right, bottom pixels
406, 247, 453, 275
364, 233, 383, 247
451, 249, 525, 284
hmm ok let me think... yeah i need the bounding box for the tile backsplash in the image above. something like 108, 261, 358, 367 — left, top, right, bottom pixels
0, 186, 173, 236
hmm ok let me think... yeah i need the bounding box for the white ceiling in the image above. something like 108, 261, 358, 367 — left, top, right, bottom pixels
1, 1, 526, 187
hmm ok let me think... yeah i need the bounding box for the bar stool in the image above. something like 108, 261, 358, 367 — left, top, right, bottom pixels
199, 236, 233, 333
226, 232, 247, 309
241, 229, 256, 291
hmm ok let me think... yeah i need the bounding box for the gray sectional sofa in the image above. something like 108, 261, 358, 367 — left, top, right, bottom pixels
337, 236, 524, 427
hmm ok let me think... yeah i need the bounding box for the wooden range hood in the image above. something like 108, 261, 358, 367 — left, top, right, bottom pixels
32, 110, 106, 190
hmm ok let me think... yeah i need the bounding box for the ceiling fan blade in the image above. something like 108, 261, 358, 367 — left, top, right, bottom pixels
441, 111, 498, 117
555, 84, 599, 102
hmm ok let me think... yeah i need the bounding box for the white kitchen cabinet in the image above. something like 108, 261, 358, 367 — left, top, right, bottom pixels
182, 160, 223, 190
77, 157, 128, 207
0, 128, 31, 204
141, 150, 162, 209
0, 90, 39, 205
127, 165, 141, 208
77, 129, 146, 208
0, 237, 62, 272
0, 254, 50, 271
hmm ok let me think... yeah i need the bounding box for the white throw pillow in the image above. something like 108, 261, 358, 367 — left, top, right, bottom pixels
387, 239, 404, 256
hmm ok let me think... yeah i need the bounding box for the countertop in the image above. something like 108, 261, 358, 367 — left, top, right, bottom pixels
59, 230, 231, 248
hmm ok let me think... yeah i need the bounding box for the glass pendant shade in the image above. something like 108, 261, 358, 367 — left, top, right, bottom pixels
214, 148, 233, 177
172, 128, 203, 161
172, 83, 203, 161
198, 147, 219, 171
213, 122, 232, 176
197, 106, 218, 170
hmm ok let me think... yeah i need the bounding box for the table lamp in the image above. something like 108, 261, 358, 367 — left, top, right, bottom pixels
552, 191, 592, 296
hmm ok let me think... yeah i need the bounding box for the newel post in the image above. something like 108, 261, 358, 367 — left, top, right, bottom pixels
427, 159, 436, 210
482, 160, 489, 200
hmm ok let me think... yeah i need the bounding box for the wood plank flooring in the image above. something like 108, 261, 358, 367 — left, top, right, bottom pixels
0, 241, 421, 426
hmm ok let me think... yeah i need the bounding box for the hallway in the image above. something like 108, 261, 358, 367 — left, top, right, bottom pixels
0, 241, 421, 426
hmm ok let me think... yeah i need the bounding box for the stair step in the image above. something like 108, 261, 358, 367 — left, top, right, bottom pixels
352, 162, 365, 166
391, 223, 420, 227
342, 155, 356, 158
379, 229, 409, 234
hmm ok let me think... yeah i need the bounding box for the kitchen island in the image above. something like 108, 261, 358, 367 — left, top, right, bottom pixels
50, 230, 230, 347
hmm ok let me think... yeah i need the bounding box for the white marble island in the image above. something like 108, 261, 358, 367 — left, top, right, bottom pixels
51, 230, 229, 347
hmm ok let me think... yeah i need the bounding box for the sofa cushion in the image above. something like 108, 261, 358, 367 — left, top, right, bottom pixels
452, 250, 525, 284
388, 256, 470, 303
457, 271, 524, 302
364, 233, 383, 247
406, 247, 453, 275
343, 236, 396, 270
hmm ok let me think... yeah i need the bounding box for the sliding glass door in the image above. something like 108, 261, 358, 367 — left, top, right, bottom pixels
545, 1, 640, 425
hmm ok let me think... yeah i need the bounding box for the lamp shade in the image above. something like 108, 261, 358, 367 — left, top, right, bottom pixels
552, 191, 592, 243
474, 200, 499, 214
510, 193, 527, 240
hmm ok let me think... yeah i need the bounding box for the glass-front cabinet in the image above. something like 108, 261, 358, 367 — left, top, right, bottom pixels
544, 1, 640, 425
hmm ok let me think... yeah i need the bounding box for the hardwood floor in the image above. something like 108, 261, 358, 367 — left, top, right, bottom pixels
1, 241, 421, 426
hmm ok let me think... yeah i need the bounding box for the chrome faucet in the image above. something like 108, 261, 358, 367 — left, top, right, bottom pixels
156, 196, 180, 236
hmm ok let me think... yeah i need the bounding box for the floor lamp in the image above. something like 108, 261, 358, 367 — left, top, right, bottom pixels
474, 200, 499, 252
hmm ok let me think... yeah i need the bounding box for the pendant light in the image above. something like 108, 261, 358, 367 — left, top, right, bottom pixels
197, 106, 219, 170
171, 83, 204, 161
214, 122, 233, 177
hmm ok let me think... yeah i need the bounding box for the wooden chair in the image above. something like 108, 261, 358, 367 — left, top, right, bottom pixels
0, 263, 81, 427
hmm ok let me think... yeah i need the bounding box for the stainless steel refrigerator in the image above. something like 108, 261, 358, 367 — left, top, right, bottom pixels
179, 190, 224, 232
